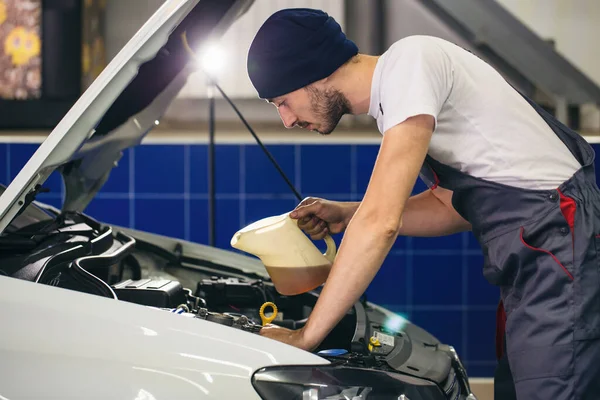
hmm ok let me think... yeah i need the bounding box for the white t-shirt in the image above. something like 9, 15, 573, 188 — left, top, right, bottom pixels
368, 35, 582, 190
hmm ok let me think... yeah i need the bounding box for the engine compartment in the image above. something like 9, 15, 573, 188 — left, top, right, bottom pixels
113, 273, 469, 400
108, 234, 472, 400
0, 207, 475, 400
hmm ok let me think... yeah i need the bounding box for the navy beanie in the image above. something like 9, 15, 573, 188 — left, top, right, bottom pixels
247, 8, 358, 99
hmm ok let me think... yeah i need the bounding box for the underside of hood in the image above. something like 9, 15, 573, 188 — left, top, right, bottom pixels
0, 0, 254, 235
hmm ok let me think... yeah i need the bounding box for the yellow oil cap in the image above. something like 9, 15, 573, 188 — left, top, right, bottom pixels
259, 302, 278, 326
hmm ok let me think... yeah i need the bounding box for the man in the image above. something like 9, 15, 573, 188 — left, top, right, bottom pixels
246, 8, 600, 400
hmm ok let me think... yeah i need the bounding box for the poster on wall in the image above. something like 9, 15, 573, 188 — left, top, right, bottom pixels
0, 0, 42, 100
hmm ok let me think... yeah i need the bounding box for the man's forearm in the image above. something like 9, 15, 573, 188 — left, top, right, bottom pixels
302, 212, 398, 348
398, 188, 470, 236
344, 188, 470, 237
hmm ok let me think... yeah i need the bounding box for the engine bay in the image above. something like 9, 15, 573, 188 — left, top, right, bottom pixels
109, 238, 471, 400
115, 275, 469, 400
0, 207, 474, 400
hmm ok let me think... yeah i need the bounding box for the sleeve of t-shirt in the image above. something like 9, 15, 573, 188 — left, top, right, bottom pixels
378, 37, 454, 134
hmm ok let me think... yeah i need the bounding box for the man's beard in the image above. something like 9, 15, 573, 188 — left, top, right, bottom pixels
305, 86, 351, 135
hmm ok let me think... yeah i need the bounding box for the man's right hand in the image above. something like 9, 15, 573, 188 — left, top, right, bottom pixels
290, 197, 359, 240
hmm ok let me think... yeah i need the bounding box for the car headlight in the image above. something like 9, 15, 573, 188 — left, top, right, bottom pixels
252, 365, 448, 399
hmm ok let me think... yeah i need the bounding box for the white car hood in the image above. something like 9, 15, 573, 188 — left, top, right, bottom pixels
0, 276, 328, 399
0, 0, 254, 234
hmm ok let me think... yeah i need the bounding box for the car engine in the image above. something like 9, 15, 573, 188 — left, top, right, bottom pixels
0, 207, 476, 400
109, 275, 472, 400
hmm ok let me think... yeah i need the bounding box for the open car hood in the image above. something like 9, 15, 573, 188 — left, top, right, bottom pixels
0, 0, 254, 234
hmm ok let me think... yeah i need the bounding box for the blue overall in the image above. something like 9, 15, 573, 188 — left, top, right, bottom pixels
419, 95, 600, 399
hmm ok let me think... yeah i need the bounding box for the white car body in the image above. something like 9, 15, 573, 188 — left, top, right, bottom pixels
0, 275, 326, 399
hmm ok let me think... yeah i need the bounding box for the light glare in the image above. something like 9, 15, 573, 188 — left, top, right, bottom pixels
200, 43, 226, 77
384, 313, 408, 332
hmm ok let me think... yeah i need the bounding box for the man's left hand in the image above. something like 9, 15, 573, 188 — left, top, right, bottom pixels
259, 324, 316, 351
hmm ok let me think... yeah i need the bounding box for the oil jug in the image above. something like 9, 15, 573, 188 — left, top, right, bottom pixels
230, 212, 337, 296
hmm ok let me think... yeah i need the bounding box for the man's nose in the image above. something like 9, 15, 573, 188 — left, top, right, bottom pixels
278, 107, 297, 129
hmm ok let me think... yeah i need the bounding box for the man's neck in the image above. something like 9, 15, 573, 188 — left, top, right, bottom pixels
330, 54, 380, 115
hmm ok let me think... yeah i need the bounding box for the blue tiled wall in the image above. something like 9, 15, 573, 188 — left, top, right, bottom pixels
4, 141, 600, 377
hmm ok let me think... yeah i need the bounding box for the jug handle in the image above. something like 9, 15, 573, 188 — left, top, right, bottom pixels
323, 234, 337, 263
